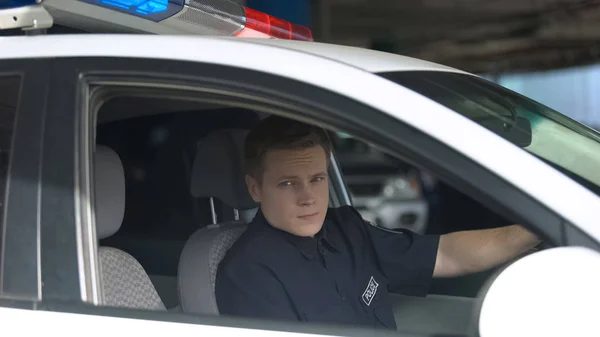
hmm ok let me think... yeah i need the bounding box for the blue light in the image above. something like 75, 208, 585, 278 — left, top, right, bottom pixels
100, 0, 129, 10
109, 0, 147, 6
97, 0, 168, 14
81, 0, 183, 22
0, 0, 37, 9
138, 0, 167, 14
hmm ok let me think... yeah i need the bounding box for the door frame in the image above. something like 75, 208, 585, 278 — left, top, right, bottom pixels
0, 59, 49, 306
35, 55, 586, 336
64, 56, 567, 286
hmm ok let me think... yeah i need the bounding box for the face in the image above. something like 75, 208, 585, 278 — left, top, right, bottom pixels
246, 146, 329, 237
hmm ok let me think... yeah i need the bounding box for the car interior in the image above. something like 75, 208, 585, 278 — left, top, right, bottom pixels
93, 94, 519, 335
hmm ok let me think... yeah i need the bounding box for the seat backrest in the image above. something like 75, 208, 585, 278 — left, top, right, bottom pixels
95, 145, 165, 311
178, 129, 257, 315
178, 222, 246, 314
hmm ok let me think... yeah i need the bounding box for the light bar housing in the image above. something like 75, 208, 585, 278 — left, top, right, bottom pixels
0, 4, 53, 30
38, 0, 313, 40
79, 0, 185, 22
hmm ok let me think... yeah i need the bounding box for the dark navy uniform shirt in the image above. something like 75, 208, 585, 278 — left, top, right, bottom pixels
215, 206, 440, 329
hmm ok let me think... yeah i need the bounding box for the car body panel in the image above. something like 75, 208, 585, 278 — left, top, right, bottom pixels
0, 307, 336, 337
226, 38, 470, 74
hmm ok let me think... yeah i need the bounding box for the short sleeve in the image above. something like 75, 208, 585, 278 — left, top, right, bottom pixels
215, 257, 299, 321
342, 206, 440, 296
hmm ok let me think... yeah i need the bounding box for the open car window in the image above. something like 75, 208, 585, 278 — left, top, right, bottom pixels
380, 71, 600, 193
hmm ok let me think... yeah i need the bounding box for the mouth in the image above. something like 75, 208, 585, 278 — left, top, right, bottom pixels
298, 212, 319, 220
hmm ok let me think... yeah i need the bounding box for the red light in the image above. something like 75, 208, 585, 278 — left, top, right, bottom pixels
238, 7, 313, 41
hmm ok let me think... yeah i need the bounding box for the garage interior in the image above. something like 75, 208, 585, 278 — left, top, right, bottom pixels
313, 0, 600, 74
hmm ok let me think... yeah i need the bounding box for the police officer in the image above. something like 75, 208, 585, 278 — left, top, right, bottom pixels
215, 116, 540, 329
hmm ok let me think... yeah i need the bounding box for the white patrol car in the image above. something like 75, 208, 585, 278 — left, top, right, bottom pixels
1, 1, 599, 337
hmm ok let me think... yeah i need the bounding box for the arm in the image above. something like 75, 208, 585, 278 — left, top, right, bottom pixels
433, 225, 541, 277
215, 259, 299, 321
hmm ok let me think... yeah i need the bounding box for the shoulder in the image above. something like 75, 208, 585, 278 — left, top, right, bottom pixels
325, 205, 375, 246
326, 205, 366, 224
326, 205, 377, 233
326, 205, 419, 234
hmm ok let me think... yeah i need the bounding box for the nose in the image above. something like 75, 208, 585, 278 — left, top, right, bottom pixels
297, 183, 316, 207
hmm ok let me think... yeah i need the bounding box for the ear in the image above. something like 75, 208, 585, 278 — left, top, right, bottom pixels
245, 174, 261, 203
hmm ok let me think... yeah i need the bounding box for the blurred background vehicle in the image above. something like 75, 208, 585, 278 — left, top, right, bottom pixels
331, 132, 429, 234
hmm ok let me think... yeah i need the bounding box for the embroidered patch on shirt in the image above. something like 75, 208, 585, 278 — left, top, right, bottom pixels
361, 276, 379, 306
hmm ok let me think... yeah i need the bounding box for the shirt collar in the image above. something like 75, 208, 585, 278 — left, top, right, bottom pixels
252, 208, 339, 260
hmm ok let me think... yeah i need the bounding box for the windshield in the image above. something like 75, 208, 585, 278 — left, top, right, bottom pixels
379, 71, 600, 193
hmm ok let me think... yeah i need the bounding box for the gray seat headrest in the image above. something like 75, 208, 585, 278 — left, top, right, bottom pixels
95, 146, 125, 240
190, 129, 257, 210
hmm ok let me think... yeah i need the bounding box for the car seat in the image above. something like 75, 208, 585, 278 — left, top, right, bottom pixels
95, 145, 166, 311
177, 129, 258, 315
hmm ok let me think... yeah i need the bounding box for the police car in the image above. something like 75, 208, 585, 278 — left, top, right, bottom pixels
1, 1, 599, 337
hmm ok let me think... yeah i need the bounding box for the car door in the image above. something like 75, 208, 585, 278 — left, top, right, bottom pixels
3, 35, 599, 337
0, 59, 48, 309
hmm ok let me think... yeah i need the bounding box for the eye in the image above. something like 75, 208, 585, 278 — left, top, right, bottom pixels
312, 176, 327, 183
278, 181, 293, 187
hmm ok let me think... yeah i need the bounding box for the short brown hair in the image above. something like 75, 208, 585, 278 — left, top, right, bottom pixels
244, 116, 332, 178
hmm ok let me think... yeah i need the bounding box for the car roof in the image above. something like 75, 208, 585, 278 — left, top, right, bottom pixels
234, 38, 470, 74
0, 34, 470, 75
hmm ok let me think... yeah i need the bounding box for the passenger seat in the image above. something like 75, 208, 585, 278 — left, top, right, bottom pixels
95, 145, 166, 311
178, 129, 257, 315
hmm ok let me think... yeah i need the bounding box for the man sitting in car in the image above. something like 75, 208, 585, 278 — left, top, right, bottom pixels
215, 116, 540, 329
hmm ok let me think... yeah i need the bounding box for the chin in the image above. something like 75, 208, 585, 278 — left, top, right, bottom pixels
294, 221, 324, 237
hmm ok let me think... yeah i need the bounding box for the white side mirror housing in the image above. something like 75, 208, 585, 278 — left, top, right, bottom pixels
479, 247, 600, 337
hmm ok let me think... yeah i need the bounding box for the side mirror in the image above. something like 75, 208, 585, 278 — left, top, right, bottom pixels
478, 247, 600, 337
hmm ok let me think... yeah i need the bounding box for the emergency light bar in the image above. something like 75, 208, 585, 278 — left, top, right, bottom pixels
1, 0, 312, 41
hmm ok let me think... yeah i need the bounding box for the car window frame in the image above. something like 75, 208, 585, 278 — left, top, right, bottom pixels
39, 56, 582, 335
0, 59, 49, 307
329, 152, 352, 207
379, 70, 600, 193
